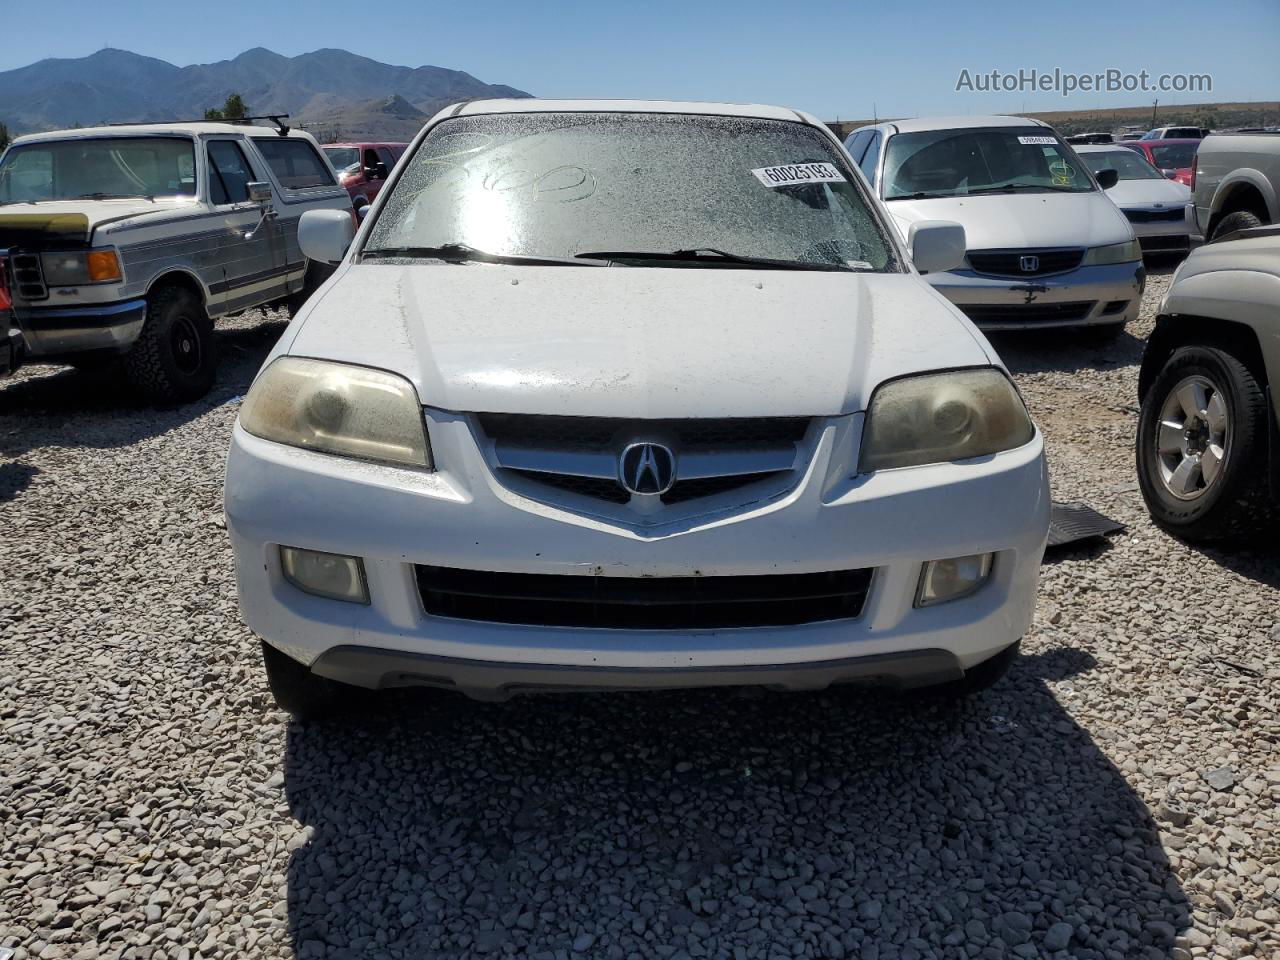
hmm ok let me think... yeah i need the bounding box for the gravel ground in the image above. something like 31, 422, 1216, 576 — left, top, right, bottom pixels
1, 267, 1277, 960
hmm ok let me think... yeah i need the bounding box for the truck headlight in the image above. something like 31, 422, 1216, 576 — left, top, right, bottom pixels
239, 357, 433, 469
1081, 239, 1141, 266
859, 368, 1034, 472
40, 249, 122, 285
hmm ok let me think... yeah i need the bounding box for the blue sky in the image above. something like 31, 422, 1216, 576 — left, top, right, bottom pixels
7, 0, 1278, 120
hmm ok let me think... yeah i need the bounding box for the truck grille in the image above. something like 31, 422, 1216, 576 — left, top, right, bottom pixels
10, 253, 48, 301
416, 565, 874, 628
475, 414, 810, 508
967, 248, 1084, 277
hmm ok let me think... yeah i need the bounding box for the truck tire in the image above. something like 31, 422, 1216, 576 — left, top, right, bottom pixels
122, 286, 217, 403
1136, 344, 1271, 542
1210, 210, 1263, 243
261, 641, 355, 722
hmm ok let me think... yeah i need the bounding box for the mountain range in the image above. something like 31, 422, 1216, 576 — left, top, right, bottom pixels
0, 47, 531, 141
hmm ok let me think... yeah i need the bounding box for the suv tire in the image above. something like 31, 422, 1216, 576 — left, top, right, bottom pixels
1136, 344, 1270, 541
123, 286, 217, 402
261, 641, 357, 722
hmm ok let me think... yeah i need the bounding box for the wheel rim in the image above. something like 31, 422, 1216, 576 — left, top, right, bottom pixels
170, 315, 202, 376
1155, 374, 1230, 501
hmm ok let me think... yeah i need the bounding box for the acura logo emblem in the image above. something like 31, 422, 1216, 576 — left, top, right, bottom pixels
618, 441, 677, 496
1019, 255, 1040, 272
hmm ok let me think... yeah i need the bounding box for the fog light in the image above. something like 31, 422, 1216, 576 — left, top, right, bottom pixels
916, 553, 993, 607
280, 546, 369, 603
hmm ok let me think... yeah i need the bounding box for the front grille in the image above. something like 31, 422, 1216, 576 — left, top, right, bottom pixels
478, 415, 810, 507
959, 301, 1095, 325
416, 565, 874, 628
1124, 208, 1185, 223
967, 248, 1084, 277
10, 253, 48, 301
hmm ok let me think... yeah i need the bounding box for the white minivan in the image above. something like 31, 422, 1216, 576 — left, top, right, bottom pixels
845, 116, 1144, 335
224, 99, 1051, 719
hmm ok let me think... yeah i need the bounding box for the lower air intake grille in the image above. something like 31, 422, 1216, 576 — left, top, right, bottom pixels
416, 566, 874, 629
1124, 208, 1185, 223
960, 301, 1095, 325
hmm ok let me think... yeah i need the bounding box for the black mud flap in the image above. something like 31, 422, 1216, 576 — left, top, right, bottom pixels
1046, 501, 1125, 550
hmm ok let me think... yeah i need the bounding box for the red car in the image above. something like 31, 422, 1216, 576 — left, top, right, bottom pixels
322, 142, 409, 209
1119, 139, 1199, 187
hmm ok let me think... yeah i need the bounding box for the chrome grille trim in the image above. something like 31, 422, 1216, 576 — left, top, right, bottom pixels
472, 414, 813, 510
11, 253, 48, 301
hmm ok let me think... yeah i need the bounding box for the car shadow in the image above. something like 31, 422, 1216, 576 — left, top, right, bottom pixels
1185, 538, 1280, 591
0, 313, 287, 462
282, 649, 1189, 958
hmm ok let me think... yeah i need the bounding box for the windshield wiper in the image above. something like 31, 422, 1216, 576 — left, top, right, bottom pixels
885, 191, 954, 201
963, 183, 1077, 195
362, 243, 607, 266
573, 248, 854, 271
75, 192, 152, 201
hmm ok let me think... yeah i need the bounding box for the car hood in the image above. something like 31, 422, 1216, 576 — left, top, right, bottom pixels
1102, 178, 1191, 208
0, 199, 195, 246
287, 263, 994, 418
885, 191, 1132, 250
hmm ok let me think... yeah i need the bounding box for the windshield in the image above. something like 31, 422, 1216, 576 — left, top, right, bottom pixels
366, 112, 896, 271
323, 146, 359, 172
1081, 150, 1163, 181
1149, 143, 1196, 169
882, 127, 1095, 199
0, 137, 196, 204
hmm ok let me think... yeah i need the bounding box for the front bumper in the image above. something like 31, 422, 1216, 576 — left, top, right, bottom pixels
1123, 204, 1197, 255
927, 261, 1144, 330
15, 298, 147, 357
226, 411, 1051, 698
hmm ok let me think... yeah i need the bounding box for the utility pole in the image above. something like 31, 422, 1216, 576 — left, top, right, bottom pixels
1151, 99, 1158, 127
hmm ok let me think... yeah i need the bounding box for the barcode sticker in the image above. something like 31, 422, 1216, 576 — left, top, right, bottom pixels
752, 162, 846, 187
1017, 136, 1058, 145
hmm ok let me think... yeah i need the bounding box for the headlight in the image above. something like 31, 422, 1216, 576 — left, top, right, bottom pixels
1082, 239, 1141, 266
40, 249, 122, 285
239, 357, 432, 469
859, 368, 1034, 472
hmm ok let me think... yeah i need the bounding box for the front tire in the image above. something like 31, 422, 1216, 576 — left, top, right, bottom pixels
1136, 345, 1270, 542
261, 641, 356, 722
122, 286, 217, 403
1210, 210, 1263, 243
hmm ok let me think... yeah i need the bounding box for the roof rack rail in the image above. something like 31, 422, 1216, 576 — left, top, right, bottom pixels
105, 114, 292, 135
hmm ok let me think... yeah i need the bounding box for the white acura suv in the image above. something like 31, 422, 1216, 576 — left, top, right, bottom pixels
224, 100, 1051, 719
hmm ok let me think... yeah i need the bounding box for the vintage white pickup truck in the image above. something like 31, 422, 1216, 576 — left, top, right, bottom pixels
0, 120, 352, 401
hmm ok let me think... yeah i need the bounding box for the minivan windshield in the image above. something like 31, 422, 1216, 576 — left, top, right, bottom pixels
0, 137, 197, 204
882, 127, 1095, 200
365, 112, 896, 271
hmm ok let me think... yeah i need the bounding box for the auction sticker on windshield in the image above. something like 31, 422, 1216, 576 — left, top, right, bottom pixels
1017, 136, 1057, 145
752, 163, 846, 187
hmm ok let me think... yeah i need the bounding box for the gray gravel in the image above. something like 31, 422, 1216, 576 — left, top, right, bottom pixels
2, 269, 1278, 960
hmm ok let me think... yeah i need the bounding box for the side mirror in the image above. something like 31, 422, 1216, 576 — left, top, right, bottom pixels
1095, 169, 1119, 190
298, 209, 355, 265
373, 162, 389, 180
246, 181, 273, 204
1165, 170, 1178, 180
908, 220, 966, 275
